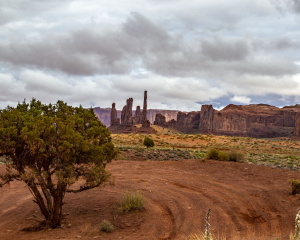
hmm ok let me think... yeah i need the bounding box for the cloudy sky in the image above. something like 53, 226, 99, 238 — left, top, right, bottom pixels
0, 0, 300, 111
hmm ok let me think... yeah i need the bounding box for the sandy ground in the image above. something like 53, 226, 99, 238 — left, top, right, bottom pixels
1, 159, 300, 240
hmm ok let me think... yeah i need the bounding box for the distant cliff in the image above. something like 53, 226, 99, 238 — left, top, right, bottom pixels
93, 107, 178, 127
154, 104, 300, 138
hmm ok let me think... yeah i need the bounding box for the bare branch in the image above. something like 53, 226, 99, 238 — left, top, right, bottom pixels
0, 173, 21, 187
66, 183, 102, 193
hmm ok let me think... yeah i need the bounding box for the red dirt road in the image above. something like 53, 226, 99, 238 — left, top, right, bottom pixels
1, 159, 300, 240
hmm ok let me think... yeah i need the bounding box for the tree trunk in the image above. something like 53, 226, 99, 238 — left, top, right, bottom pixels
50, 184, 66, 228
27, 180, 67, 228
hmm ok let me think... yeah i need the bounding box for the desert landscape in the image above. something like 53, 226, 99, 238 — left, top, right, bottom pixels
1, 125, 300, 240
1, 1, 300, 239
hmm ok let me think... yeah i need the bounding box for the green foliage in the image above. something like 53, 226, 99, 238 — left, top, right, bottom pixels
205, 148, 220, 160
228, 150, 245, 162
143, 136, 155, 148
118, 191, 144, 212
100, 220, 114, 233
218, 151, 230, 161
0, 99, 117, 228
206, 148, 244, 162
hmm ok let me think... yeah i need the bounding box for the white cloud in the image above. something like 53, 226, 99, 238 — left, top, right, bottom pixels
230, 95, 252, 104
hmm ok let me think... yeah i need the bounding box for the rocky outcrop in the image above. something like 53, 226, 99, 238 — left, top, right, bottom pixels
214, 104, 298, 137
110, 103, 120, 126
199, 105, 215, 133
154, 113, 166, 127
121, 98, 133, 126
154, 104, 300, 137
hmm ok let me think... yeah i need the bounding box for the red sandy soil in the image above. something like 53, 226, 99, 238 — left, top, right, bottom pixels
1, 159, 300, 240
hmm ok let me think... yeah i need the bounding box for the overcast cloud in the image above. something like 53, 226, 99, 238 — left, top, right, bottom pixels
0, 0, 299, 111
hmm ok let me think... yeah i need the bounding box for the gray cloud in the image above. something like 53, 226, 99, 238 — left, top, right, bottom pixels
271, 0, 300, 13
0, 11, 298, 78
0, 0, 299, 110
201, 37, 249, 61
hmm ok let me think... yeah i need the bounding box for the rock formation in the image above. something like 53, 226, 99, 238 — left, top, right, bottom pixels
154, 113, 166, 127
175, 111, 200, 133
142, 91, 150, 127
110, 103, 120, 126
133, 106, 143, 125
121, 98, 133, 126
94, 108, 178, 127
154, 104, 300, 137
296, 113, 300, 137
106, 91, 157, 133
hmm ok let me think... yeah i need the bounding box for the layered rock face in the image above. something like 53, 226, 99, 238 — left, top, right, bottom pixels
199, 105, 214, 133
176, 111, 200, 133
154, 104, 300, 137
214, 104, 299, 137
295, 113, 300, 137
93, 107, 112, 126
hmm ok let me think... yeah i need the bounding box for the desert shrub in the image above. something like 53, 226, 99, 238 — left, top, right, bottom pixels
143, 137, 155, 148
218, 151, 230, 161
206, 148, 220, 160
100, 220, 114, 233
228, 150, 245, 162
291, 179, 300, 195
118, 191, 144, 212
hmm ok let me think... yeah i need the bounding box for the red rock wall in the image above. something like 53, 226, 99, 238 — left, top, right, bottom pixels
296, 113, 300, 137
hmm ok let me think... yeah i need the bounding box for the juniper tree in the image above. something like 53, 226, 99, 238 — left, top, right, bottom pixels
0, 99, 116, 228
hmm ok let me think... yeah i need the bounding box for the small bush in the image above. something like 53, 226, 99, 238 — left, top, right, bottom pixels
218, 151, 230, 161
118, 191, 144, 212
143, 137, 155, 148
100, 220, 114, 233
229, 150, 245, 162
290, 179, 300, 195
206, 148, 220, 160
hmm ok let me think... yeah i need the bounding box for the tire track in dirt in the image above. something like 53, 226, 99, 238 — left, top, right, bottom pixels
156, 178, 244, 236
150, 199, 177, 240
114, 172, 285, 238
156, 177, 286, 238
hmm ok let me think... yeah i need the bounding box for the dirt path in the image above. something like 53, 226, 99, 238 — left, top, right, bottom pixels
1, 159, 300, 240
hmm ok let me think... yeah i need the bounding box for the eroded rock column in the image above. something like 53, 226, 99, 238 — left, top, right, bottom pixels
110, 102, 120, 126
